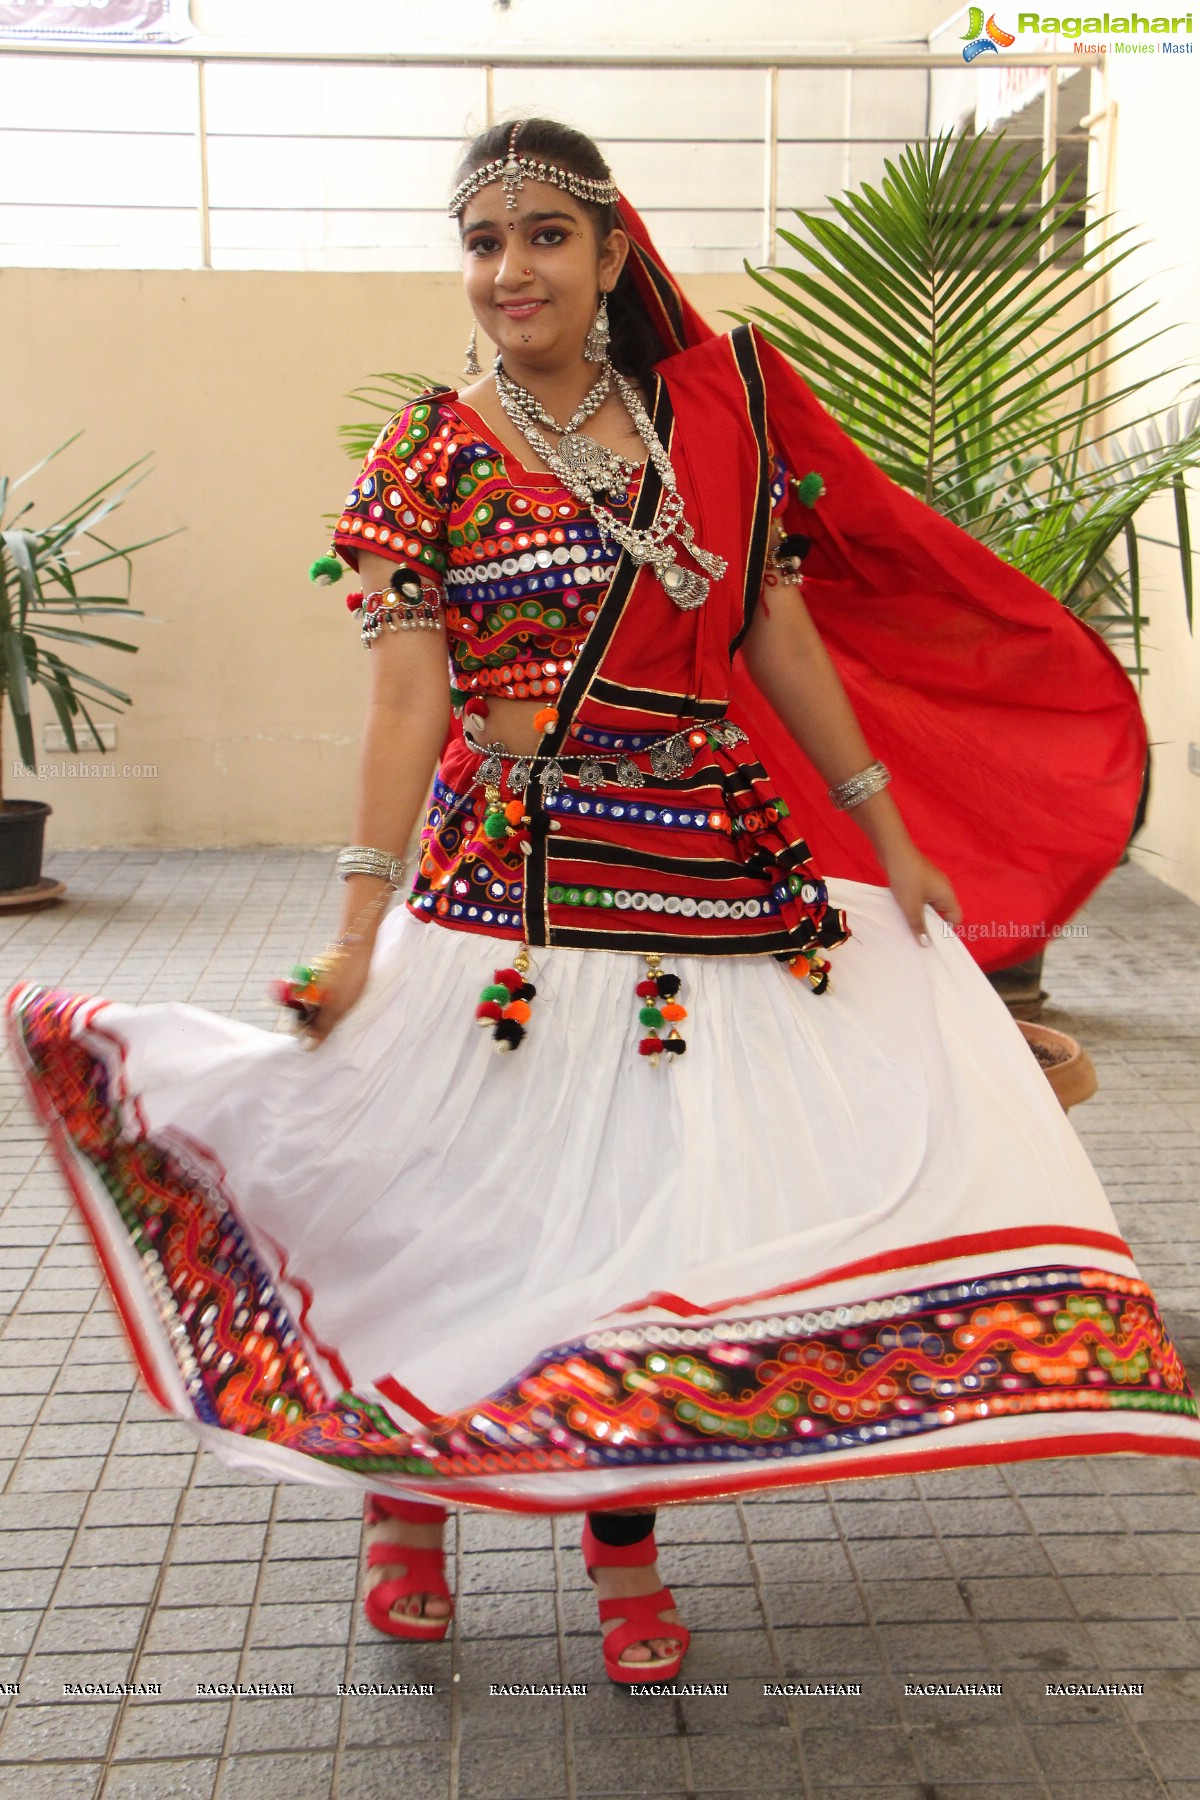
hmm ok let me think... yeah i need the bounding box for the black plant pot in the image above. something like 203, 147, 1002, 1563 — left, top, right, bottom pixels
0, 799, 52, 893
985, 947, 1047, 1020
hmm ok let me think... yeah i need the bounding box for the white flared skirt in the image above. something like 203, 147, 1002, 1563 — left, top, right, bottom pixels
8, 880, 1199, 1513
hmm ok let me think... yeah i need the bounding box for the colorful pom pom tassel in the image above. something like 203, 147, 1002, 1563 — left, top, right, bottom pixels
635, 952, 686, 1066
481, 781, 530, 852
794, 471, 826, 507
476, 947, 537, 1052
787, 945, 833, 994
309, 552, 344, 586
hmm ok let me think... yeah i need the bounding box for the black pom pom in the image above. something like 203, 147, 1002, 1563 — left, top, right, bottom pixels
513, 982, 537, 1002
656, 973, 681, 998
492, 1018, 526, 1049
809, 970, 829, 995
777, 533, 812, 563
390, 570, 423, 600
664, 1036, 687, 1055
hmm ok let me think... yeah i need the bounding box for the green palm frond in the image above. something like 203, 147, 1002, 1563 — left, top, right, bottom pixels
734, 129, 1200, 675
339, 372, 442, 464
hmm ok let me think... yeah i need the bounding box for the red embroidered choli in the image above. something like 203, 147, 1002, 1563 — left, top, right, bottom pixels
331, 318, 1148, 976
332, 328, 852, 967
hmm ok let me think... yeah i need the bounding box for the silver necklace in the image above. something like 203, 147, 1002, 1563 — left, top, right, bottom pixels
494, 356, 728, 609
494, 357, 634, 496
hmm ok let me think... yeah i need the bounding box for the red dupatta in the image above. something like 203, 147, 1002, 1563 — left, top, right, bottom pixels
619, 194, 1147, 975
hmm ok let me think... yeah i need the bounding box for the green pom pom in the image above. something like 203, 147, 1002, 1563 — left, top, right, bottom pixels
639, 1004, 664, 1029
291, 963, 314, 986
483, 815, 508, 841
480, 983, 510, 1004
309, 553, 344, 586
449, 686, 470, 709
794, 472, 825, 507
776, 798, 790, 818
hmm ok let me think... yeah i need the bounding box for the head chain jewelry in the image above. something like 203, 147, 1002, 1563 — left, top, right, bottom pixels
449, 121, 621, 218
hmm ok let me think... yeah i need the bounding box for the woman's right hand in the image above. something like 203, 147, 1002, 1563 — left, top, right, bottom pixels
299, 936, 377, 1049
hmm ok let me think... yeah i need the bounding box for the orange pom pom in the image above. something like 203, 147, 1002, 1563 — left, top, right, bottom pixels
532, 705, 559, 734
504, 799, 526, 826
660, 1002, 688, 1022
503, 999, 532, 1024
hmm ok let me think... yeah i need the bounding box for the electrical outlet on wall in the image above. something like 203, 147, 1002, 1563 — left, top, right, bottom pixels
42, 723, 117, 753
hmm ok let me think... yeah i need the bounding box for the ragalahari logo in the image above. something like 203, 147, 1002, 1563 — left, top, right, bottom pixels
961, 9, 1018, 58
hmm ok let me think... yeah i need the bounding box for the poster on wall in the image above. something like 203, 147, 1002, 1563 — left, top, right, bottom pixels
0, 0, 190, 39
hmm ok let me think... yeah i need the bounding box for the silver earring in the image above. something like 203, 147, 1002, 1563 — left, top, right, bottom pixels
463, 323, 481, 378
583, 293, 610, 363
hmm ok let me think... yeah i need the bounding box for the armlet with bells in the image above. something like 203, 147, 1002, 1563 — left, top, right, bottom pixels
355, 569, 445, 648
767, 517, 813, 588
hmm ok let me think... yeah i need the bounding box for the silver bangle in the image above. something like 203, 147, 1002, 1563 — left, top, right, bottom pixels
828, 760, 891, 811
336, 846, 407, 885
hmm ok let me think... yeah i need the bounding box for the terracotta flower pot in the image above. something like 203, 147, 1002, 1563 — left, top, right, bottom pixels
1017, 1020, 1098, 1112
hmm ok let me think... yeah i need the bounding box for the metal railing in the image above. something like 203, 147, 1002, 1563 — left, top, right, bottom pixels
0, 40, 1105, 272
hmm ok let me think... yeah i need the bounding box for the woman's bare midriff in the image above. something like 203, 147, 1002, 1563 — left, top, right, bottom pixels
465, 695, 556, 759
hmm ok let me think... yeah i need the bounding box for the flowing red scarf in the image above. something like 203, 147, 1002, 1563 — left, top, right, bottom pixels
619, 192, 1147, 975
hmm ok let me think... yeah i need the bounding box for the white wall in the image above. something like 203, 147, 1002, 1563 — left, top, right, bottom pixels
1100, 57, 1200, 903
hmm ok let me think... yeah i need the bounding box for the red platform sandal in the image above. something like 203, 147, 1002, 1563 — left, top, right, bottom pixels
362, 1494, 452, 1641
581, 1518, 691, 1686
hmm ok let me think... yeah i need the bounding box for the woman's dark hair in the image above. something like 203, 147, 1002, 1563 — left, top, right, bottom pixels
454, 117, 670, 391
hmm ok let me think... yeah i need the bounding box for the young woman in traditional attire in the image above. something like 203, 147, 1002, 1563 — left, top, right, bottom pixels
9, 118, 1199, 1686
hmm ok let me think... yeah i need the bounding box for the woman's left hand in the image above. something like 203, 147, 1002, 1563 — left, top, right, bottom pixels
883, 843, 963, 947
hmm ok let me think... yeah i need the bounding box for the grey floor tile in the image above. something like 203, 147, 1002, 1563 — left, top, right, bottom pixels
573, 1733, 684, 1794
1027, 1720, 1163, 1781
0, 1699, 119, 1761
804, 1725, 923, 1786
228, 1693, 341, 1754
112, 1698, 231, 1759
913, 1719, 1038, 1781
0, 1765, 102, 1800
100, 1759, 220, 1799
217, 1754, 335, 1800
339, 1743, 455, 1800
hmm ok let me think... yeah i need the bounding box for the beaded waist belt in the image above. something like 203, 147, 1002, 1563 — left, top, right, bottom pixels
470, 716, 749, 798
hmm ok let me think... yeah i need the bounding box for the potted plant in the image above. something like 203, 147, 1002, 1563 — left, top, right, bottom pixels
736, 128, 1200, 1028
0, 438, 163, 898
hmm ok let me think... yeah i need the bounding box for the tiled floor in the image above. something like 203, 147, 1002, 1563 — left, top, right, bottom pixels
0, 850, 1198, 1798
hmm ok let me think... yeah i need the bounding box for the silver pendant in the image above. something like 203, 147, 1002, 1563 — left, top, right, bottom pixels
709, 720, 749, 749
479, 751, 504, 786
557, 433, 617, 492
650, 734, 692, 779
614, 756, 645, 788
539, 759, 565, 796
509, 758, 532, 793
679, 521, 729, 582
660, 563, 710, 610
578, 758, 606, 789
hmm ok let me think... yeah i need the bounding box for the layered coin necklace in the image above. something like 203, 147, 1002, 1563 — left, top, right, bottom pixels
494, 353, 728, 610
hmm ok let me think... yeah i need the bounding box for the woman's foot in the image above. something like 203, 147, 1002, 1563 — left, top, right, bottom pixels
581, 1519, 691, 1684
590, 1556, 686, 1668
362, 1496, 453, 1639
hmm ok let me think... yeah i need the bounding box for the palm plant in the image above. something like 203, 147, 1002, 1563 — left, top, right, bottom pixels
737, 129, 1200, 680
0, 437, 166, 804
